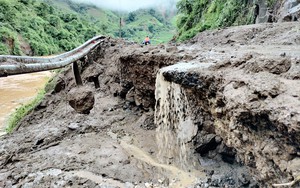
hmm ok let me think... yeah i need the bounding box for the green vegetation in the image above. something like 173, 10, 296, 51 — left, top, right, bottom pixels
1, 0, 176, 132
0, 0, 176, 56
122, 8, 176, 44
267, 0, 277, 7
6, 89, 46, 133
176, 0, 255, 41
44, 69, 62, 93
0, 0, 106, 56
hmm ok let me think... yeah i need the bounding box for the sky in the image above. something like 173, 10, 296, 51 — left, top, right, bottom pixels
72, 0, 178, 12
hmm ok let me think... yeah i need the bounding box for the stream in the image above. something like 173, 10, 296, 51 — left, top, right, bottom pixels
0, 71, 52, 136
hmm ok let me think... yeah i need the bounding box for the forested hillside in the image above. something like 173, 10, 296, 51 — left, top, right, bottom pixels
0, 0, 105, 55
122, 8, 176, 44
175, 0, 258, 41
0, 0, 175, 56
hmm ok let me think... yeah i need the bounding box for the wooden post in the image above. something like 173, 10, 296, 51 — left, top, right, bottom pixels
73, 61, 83, 86
92, 77, 100, 89
119, 17, 122, 38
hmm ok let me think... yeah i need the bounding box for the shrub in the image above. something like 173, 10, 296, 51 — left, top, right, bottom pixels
0, 43, 9, 55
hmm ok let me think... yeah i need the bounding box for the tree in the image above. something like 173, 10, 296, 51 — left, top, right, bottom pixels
0, 1, 17, 23
176, 0, 193, 15
126, 12, 136, 23
148, 25, 155, 33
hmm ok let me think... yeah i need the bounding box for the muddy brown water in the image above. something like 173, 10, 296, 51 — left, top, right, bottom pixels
0, 71, 52, 135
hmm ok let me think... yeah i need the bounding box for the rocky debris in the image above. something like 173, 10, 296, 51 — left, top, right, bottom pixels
194, 134, 221, 157
236, 0, 300, 24
243, 57, 291, 74
196, 172, 258, 188
0, 38, 168, 187
165, 46, 178, 53
192, 22, 300, 46
118, 46, 181, 109
136, 112, 155, 130
160, 56, 300, 185
44, 75, 67, 94
67, 123, 80, 130
277, 0, 300, 22
53, 77, 66, 93
0, 23, 300, 187
82, 63, 103, 89
67, 86, 95, 114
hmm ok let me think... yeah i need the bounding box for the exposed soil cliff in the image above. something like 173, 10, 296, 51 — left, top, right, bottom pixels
0, 22, 300, 187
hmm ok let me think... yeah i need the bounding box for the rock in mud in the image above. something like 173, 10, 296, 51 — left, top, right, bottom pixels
54, 77, 66, 93
67, 86, 95, 114
68, 123, 80, 130
165, 46, 178, 53
244, 57, 291, 74
136, 112, 155, 130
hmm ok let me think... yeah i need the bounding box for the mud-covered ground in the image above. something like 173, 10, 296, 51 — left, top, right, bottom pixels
0, 22, 300, 188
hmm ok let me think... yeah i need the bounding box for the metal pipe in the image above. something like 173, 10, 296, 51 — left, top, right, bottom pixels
0, 36, 106, 77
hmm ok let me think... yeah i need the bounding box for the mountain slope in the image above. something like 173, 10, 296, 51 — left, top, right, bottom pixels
175, 0, 300, 41
0, 0, 176, 56
122, 8, 176, 44
50, 0, 177, 44
175, 0, 255, 41
0, 0, 107, 56
49, 0, 120, 36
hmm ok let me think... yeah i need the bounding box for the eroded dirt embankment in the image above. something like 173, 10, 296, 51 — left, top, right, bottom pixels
0, 38, 195, 188
0, 22, 300, 187
159, 56, 300, 187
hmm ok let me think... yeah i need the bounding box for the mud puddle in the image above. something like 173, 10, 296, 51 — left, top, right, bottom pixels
120, 141, 205, 187
108, 130, 205, 187
0, 71, 52, 135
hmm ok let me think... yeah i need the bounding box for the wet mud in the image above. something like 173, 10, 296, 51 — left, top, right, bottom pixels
0, 22, 300, 187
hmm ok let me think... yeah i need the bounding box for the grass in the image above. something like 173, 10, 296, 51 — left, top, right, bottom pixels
123, 13, 175, 44
5, 89, 46, 133
152, 30, 175, 44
